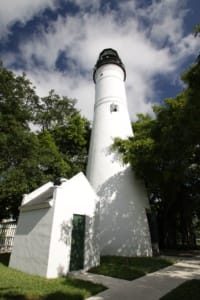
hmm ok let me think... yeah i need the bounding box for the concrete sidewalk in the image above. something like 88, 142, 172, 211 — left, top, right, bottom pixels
70, 257, 200, 300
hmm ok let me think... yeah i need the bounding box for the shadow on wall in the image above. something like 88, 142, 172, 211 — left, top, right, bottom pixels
98, 167, 152, 257
60, 221, 72, 245
16, 208, 51, 235
84, 213, 100, 270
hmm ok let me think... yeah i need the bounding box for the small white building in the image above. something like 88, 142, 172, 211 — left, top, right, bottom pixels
9, 172, 100, 278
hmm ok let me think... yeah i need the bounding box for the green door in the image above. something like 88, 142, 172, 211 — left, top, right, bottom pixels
69, 214, 86, 271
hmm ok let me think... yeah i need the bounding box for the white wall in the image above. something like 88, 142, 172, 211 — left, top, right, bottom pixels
9, 207, 54, 277
47, 172, 100, 278
87, 64, 133, 190
99, 167, 152, 256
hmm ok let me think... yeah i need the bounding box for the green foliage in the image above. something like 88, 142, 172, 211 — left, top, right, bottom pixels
0, 65, 39, 219
0, 63, 90, 221
35, 90, 77, 131
0, 256, 105, 300
193, 24, 200, 37
89, 256, 174, 280
51, 113, 91, 177
35, 91, 91, 177
113, 54, 200, 249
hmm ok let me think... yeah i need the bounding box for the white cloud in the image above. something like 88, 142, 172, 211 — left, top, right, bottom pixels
143, 0, 188, 44
1, 0, 200, 121
68, 0, 100, 10
27, 69, 95, 120
0, 0, 60, 39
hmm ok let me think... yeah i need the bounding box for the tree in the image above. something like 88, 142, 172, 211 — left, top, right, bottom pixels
34, 90, 77, 131
0, 63, 90, 221
51, 112, 91, 177
193, 24, 200, 37
0, 63, 39, 219
35, 89, 91, 176
113, 57, 200, 249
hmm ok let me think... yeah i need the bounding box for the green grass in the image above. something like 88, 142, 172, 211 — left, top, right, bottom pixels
0, 253, 176, 299
89, 256, 175, 280
0, 254, 105, 300
160, 279, 200, 300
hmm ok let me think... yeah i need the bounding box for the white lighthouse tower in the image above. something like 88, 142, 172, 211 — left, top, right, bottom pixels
87, 49, 152, 257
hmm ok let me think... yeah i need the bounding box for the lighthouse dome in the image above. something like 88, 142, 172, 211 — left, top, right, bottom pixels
93, 48, 126, 82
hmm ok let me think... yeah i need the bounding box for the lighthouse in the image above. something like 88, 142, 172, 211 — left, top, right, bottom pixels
87, 49, 152, 257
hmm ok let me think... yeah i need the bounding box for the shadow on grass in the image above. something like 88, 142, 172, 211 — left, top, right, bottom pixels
0, 262, 104, 300
0, 292, 83, 300
0, 282, 101, 300
0, 288, 84, 300
89, 263, 145, 280
0, 288, 27, 300
160, 279, 200, 300
0, 253, 11, 266
61, 277, 106, 295
0, 294, 27, 300
44, 292, 83, 300
89, 256, 175, 280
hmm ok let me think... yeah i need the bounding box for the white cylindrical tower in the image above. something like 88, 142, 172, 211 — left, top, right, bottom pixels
87, 49, 152, 257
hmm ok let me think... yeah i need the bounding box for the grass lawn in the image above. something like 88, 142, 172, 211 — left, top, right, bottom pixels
0, 253, 105, 300
89, 256, 175, 280
160, 279, 200, 300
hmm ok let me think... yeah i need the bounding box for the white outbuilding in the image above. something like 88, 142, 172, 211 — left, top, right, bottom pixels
9, 172, 100, 278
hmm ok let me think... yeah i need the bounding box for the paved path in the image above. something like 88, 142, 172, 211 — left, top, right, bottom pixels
70, 257, 200, 300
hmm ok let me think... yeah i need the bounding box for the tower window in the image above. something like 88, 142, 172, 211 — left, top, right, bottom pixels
110, 103, 119, 112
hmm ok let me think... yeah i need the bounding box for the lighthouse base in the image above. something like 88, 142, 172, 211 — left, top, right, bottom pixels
97, 167, 152, 257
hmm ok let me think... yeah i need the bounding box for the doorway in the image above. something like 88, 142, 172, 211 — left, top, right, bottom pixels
69, 214, 86, 271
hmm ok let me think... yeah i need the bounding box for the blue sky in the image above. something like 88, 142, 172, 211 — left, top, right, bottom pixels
0, 0, 199, 121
